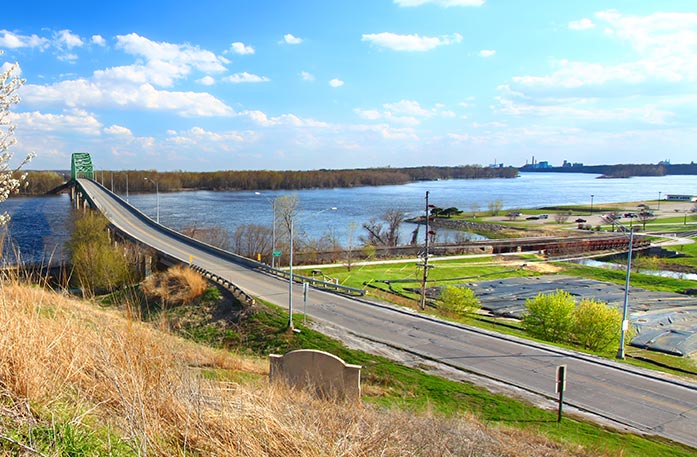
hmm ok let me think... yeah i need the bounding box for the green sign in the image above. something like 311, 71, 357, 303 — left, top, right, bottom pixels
272, 251, 282, 257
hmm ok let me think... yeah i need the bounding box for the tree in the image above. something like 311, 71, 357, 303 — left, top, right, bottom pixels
182, 224, 231, 250
553, 211, 572, 224
361, 209, 406, 247
439, 286, 480, 317
487, 199, 503, 216
1, 51, 33, 225
637, 210, 655, 230
571, 299, 624, 352
230, 224, 272, 259
523, 290, 575, 342
66, 213, 134, 296
469, 202, 481, 217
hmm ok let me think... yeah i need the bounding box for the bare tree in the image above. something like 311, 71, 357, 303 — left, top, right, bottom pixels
230, 224, 272, 259
637, 210, 655, 230
554, 211, 572, 224
469, 202, 481, 217
182, 224, 231, 250
275, 193, 299, 233
361, 209, 406, 247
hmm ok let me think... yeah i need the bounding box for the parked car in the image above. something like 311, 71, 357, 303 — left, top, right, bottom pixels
526, 216, 540, 220
575, 218, 587, 223
539, 214, 549, 219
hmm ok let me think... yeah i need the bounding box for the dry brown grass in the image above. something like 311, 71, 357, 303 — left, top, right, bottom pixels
141, 264, 208, 306
0, 280, 597, 456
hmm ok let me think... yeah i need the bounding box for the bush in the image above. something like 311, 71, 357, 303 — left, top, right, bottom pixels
141, 265, 208, 306
439, 286, 480, 317
522, 290, 575, 342
66, 213, 133, 296
571, 299, 624, 352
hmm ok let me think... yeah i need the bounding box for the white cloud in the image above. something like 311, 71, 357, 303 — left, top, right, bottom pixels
55, 30, 83, 49
383, 99, 431, 116
300, 71, 315, 81
362, 32, 462, 52
197, 75, 216, 86
479, 49, 496, 57
104, 124, 133, 136
394, 0, 484, 6
0, 30, 49, 49
116, 33, 229, 75
91, 35, 106, 46
355, 109, 382, 120
223, 72, 270, 83
241, 110, 329, 128
569, 18, 595, 31
511, 10, 697, 99
329, 78, 344, 87
230, 41, 255, 55
13, 109, 103, 136
22, 79, 234, 117
281, 34, 303, 45
19, 33, 236, 117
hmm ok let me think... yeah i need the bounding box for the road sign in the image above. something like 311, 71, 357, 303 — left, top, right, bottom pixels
272, 251, 282, 257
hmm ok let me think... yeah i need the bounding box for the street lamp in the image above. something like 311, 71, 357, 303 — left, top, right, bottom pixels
144, 177, 159, 224
590, 194, 594, 216
255, 192, 277, 269
616, 228, 634, 360
125, 173, 129, 203
658, 191, 662, 210
287, 207, 337, 330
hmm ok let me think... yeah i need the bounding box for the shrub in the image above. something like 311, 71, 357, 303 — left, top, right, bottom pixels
523, 290, 575, 343
439, 286, 480, 317
572, 299, 624, 352
141, 265, 208, 306
66, 213, 133, 296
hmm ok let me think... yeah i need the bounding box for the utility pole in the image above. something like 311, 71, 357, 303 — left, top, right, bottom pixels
419, 191, 433, 310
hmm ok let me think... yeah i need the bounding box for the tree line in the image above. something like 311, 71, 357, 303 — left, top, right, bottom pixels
18, 165, 519, 195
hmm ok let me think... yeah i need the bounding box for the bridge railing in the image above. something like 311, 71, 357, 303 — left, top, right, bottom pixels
76, 179, 365, 297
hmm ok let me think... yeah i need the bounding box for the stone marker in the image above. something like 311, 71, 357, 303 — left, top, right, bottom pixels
269, 349, 361, 401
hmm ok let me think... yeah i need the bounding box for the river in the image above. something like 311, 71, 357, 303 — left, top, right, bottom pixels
3, 172, 695, 263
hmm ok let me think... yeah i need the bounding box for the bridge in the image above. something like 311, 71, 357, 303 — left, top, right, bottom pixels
67, 154, 697, 449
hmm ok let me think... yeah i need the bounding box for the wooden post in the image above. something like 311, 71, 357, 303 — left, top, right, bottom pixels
556, 365, 567, 422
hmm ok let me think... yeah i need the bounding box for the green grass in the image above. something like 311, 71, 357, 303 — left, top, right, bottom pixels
560, 263, 696, 294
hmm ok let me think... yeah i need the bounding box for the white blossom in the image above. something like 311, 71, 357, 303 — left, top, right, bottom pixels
0, 50, 34, 225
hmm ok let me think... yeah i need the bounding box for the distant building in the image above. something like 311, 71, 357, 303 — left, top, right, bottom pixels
666, 194, 697, 202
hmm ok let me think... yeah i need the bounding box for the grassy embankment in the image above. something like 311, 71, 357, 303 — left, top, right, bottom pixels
1, 267, 695, 455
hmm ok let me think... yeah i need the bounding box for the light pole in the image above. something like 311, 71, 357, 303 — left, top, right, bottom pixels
144, 177, 159, 224
590, 194, 594, 216
658, 191, 662, 210
255, 192, 277, 269
287, 207, 337, 330
616, 228, 634, 360
125, 173, 129, 203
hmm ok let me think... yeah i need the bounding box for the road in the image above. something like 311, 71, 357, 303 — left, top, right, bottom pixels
78, 179, 697, 449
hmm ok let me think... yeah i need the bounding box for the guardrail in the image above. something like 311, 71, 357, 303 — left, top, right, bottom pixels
189, 264, 256, 306
257, 264, 365, 296
75, 179, 365, 298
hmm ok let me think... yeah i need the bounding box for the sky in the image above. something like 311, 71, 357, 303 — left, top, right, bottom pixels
2, 0, 697, 171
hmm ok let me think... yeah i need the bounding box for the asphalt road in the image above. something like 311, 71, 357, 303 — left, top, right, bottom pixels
78, 179, 697, 449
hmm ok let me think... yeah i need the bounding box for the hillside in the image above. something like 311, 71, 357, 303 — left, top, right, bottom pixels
0, 280, 591, 456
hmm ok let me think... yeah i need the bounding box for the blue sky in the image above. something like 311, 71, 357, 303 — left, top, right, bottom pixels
2, 0, 696, 171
